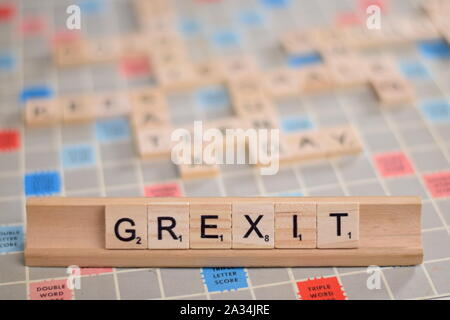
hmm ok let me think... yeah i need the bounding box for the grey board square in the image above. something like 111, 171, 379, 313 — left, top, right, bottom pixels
64, 167, 99, 191
29, 267, 68, 281
386, 107, 426, 125
398, 125, 435, 147
75, 274, 117, 300
435, 123, 450, 144
425, 260, 450, 295
183, 178, 222, 196
276, 98, 307, 116
160, 268, 204, 297
141, 159, 179, 183
253, 283, 297, 300
223, 172, 260, 196
385, 176, 428, 198
100, 141, 135, 162
25, 149, 59, 172
383, 266, 434, 299
291, 267, 335, 280
363, 130, 401, 152
106, 186, 142, 197
0, 283, 27, 300
422, 229, 450, 261
103, 163, 139, 189
117, 270, 161, 300
24, 127, 57, 149
436, 199, 450, 226
261, 168, 300, 194
0, 175, 22, 197
0, 151, 20, 172
0, 200, 23, 224
247, 268, 290, 286
410, 147, 449, 172
335, 155, 377, 182
299, 162, 338, 188
308, 184, 345, 196
211, 289, 253, 300
316, 112, 350, 127
61, 123, 94, 144
339, 272, 391, 300
0, 253, 26, 283
347, 181, 386, 196
422, 201, 444, 229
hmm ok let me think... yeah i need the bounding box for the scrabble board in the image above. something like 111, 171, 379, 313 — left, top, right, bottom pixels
0, 0, 450, 300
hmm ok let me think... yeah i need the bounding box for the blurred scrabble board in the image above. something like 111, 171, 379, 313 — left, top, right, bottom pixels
0, 0, 450, 300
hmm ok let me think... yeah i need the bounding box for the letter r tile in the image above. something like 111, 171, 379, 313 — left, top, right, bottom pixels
232, 202, 274, 249
148, 203, 189, 249
105, 205, 148, 249
190, 203, 232, 249
317, 203, 359, 248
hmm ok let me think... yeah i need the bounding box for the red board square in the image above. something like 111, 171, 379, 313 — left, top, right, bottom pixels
373, 151, 414, 178
0, 130, 20, 152
297, 277, 346, 300
20, 16, 45, 35
144, 182, 183, 197
29, 279, 73, 300
335, 12, 363, 27
119, 55, 151, 78
0, 4, 15, 22
423, 172, 450, 198
358, 0, 388, 13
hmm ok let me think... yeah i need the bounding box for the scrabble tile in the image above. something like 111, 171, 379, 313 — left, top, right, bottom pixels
190, 203, 232, 249
285, 130, 327, 162
218, 55, 259, 80
93, 92, 131, 118
263, 68, 300, 98
130, 108, 170, 129
275, 202, 316, 248
148, 202, 189, 249
321, 125, 363, 157
317, 43, 359, 62
85, 37, 121, 63
60, 95, 95, 123
105, 205, 148, 249
310, 27, 347, 47
135, 126, 173, 158
365, 57, 400, 81
178, 163, 220, 180
128, 87, 167, 110
232, 202, 274, 249
154, 62, 198, 90
120, 34, 149, 55
327, 58, 368, 87
299, 65, 335, 93
53, 41, 87, 67
317, 203, 359, 248
228, 75, 265, 99
194, 61, 224, 85
233, 96, 276, 117
25, 98, 61, 126
245, 114, 279, 130
280, 31, 316, 55
371, 75, 415, 106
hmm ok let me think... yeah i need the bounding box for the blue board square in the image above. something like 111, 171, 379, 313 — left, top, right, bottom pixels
0, 226, 24, 253
399, 61, 429, 79
287, 53, 322, 68
237, 10, 265, 27
201, 267, 248, 292
211, 30, 241, 48
261, 0, 290, 9
0, 52, 15, 71
418, 40, 450, 59
195, 85, 230, 110
62, 144, 96, 169
281, 115, 314, 132
420, 100, 450, 123
19, 86, 53, 104
25, 171, 61, 196
78, 0, 104, 14
178, 19, 202, 37
95, 117, 130, 142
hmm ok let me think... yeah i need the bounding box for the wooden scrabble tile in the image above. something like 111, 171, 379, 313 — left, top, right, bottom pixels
120, 34, 149, 55
130, 108, 170, 129
53, 41, 87, 67
321, 125, 363, 157
60, 95, 95, 123
280, 31, 316, 55
148, 202, 189, 249
105, 205, 148, 249
364, 57, 400, 81
263, 68, 300, 98
154, 62, 197, 90
93, 92, 131, 118
194, 61, 224, 85
135, 126, 173, 158
396, 18, 440, 42
228, 75, 265, 100
178, 163, 220, 180
285, 130, 327, 162
219, 55, 259, 80
232, 202, 274, 249
317, 202, 359, 248
299, 65, 335, 93
233, 96, 276, 118
25, 98, 61, 126
317, 43, 359, 62
326, 58, 368, 88
190, 203, 232, 249
128, 87, 167, 110
85, 37, 121, 63
275, 202, 316, 248
371, 75, 415, 106
245, 114, 279, 130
